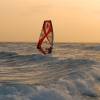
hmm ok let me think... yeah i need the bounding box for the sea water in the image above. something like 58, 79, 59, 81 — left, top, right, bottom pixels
0, 43, 100, 100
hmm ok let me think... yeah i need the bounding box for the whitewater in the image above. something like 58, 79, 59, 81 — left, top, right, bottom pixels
0, 43, 100, 100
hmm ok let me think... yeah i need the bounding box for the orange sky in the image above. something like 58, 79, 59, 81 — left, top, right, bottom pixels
0, 0, 100, 42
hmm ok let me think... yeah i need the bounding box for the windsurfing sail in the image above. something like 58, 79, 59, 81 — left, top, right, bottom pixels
37, 20, 54, 54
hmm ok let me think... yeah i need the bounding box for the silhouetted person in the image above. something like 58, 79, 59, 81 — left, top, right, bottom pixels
47, 47, 52, 54
37, 44, 46, 55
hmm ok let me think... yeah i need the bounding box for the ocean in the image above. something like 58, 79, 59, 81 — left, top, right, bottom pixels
0, 43, 100, 100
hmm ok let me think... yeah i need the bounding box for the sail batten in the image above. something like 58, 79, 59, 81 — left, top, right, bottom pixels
37, 20, 54, 54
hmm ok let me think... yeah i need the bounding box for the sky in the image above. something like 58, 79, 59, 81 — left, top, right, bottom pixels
0, 0, 100, 42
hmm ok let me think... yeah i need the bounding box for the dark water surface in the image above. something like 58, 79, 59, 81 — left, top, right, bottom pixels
0, 43, 100, 100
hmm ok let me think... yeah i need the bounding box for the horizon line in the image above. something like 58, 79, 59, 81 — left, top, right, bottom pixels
0, 41, 100, 44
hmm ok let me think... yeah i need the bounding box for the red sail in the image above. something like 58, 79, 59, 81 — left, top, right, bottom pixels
37, 20, 54, 54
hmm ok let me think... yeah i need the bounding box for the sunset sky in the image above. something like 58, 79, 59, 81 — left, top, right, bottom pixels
0, 0, 100, 42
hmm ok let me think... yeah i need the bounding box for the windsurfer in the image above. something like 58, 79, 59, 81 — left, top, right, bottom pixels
37, 44, 46, 55
48, 47, 52, 53
45, 46, 52, 54
37, 20, 53, 55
